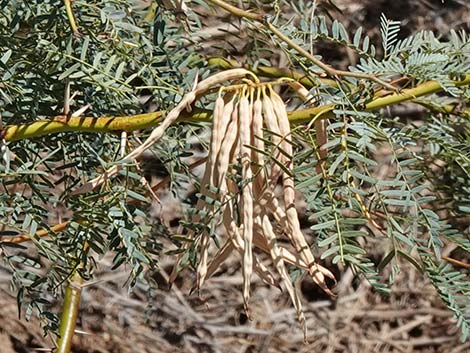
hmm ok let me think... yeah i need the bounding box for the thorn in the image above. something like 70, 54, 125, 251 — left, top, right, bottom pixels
192, 71, 199, 91
71, 104, 91, 117
243, 303, 253, 321
74, 329, 91, 335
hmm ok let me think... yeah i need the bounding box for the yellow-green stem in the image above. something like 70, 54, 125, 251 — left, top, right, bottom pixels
208, 57, 470, 119
2, 76, 469, 142
365, 75, 470, 110
64, 0, 79, 35
207, 57, 339, 87
56, 271, 83, 353
3, 112, 161, 141
289, 74, 470, 123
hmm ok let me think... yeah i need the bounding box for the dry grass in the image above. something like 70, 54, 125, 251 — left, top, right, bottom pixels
0, 244, 464, 353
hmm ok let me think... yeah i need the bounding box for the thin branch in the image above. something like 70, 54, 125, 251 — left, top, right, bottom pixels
206, 0, 262, 21
440, 255, 470, 269
264, 21, 398, 91
206, 0, 397, 91
63, 0, 79, 35
0, 221, 70, 244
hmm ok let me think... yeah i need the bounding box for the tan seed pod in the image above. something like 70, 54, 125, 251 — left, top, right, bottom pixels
197, 94, 241, 290
195, 95, 230, 290
211, 95, 225, 151
250, 88, 266, 199
261, 87, 282, 144
196, 92, 242, 289
261, 88, 285, 183
194, 91, 238, 287
269, 88, 335, 296
286, 80, 328, 174
270, 90, 315, 258
200, 94, 228, 198
188, 91, 238, 290
238, 88, 254, 313
261, 214, 307, 341
193, 69, 258, 94
210, 92, 237, 180
269, 87, 293, 156
214, 99, 240, 188
286, 81, 311, 101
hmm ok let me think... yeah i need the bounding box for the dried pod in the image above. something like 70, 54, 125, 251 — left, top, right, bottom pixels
238, 88, 254, 313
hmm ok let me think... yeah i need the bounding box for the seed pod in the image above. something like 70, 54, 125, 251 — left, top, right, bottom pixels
196, 93, 236, 285
211, 92, 237, 179
270, 88, 335, 296
202, 94, 227, 198
269, 87, 293, 156
238, 88, 254, 313
251, 88, 266, 200
193, 68, 257, 94
262, 214, 307, 341
197, 90, 243, 290
196, 96, 241, 292
261, 88, 285, 187
214, 98, 240, 188
286, 81, 328, 175
286, 81, 311, 102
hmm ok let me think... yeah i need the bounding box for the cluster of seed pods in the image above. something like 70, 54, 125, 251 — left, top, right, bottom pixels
172, 78, 335, 340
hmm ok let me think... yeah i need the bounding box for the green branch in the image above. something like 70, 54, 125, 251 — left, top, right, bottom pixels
2, 75, 468, 142
208, 57, 470, 119
56, 271, 83, 353
290, 74, 470, 122
207, 57, 339, 88
1, 110, 212, 142
365, 76, 470, 110
64, 0, 79, 35
3, 112, 162, 142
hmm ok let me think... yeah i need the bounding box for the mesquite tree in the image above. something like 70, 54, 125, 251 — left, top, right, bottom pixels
0, 0, 469, 351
